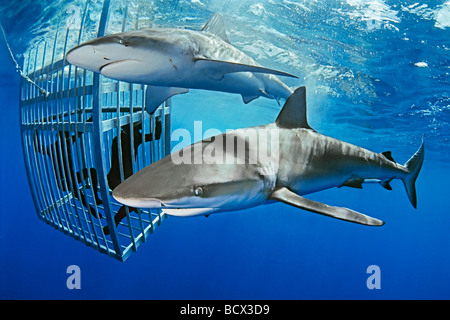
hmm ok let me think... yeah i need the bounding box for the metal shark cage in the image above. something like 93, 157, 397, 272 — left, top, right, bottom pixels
19, 0, 171, 261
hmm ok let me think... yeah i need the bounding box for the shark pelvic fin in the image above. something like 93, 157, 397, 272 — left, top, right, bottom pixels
340, 177, 364, 189
194, 58, 298, 80
145, 86, 189, 114
242, 89, 272, 103
270, 187, 385, 226
201, 13, 231, 44
275, 86, 312, 130
379, 179, 393, 190
242, 95, 259, 104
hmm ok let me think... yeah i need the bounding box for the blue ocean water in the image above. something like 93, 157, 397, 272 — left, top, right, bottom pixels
0, 0, 449, 299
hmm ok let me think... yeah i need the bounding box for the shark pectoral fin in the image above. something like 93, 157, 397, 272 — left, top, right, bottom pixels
194, 58, 298, 79
269, 187, 385, 226
145, 86, 189, 114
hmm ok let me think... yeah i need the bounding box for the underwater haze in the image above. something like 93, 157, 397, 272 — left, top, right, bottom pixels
0, 0, 450, 299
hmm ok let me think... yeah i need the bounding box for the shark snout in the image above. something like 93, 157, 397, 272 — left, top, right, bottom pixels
66, 35, 138, 74
66, 36, 152, 84
66, 44, 106, 72
111, 166, 174, 209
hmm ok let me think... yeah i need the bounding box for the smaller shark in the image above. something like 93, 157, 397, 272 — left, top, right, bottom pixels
66, 13, 296, 114
112, 87, 424, 226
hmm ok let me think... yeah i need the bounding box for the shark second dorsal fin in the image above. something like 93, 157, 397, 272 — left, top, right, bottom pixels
381, 151, 396, 163
275, 86, 311, 129
201, 13, 231, 44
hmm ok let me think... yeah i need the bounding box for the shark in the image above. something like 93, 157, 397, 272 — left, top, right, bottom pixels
112, 87, 425, 226
66, 13, 297, 114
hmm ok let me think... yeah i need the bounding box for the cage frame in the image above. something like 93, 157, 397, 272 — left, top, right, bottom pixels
19, 0, 171, 262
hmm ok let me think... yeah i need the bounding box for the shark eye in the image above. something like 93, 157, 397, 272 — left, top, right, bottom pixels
194, 187, 204, 197
117, 38, 128, 46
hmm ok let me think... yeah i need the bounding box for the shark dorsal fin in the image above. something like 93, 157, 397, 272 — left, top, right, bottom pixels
275, 86, 311, 129
381, 151, 396, 163
201, 13, 231, 44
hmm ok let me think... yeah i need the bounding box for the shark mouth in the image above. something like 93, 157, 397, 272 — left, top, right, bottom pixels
99, 59, 130, 73
112, 195, 163, 209
161, 208, 218, 216
98, 59, 142, 80
112, 193, 219, 217
113, 195, 220, 217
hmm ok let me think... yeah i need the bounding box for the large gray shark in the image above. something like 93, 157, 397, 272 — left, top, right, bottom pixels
66, 13, 296, 114
112, 87, 424, 226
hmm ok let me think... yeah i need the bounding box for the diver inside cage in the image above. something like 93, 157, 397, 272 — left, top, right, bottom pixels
103, 119, 162, 235
33, 119, 162, 235
32, 128, 103, 219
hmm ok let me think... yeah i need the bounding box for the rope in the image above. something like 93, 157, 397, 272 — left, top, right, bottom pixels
0, 20, 49, 97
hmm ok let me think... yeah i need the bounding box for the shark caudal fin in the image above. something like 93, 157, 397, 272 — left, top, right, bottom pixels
402, 137, 425, 209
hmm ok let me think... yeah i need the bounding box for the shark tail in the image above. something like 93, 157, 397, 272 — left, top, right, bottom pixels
402, 137, 425, 209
